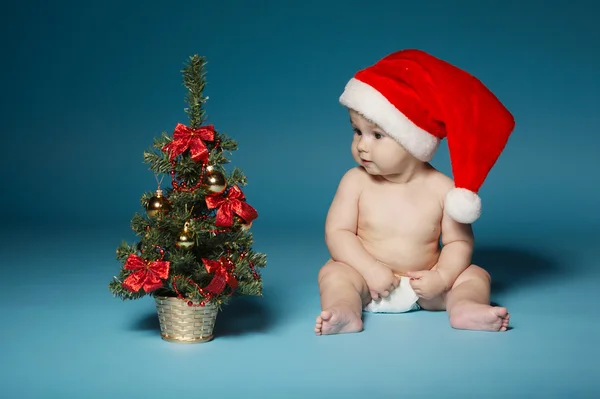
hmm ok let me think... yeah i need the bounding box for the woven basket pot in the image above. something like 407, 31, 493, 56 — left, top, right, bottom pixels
154, 296, 218, 343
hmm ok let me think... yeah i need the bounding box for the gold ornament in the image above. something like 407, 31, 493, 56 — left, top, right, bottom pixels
202, 165, 227, 195
146, 189, 171, 218
236, 216, 252, 231
176, 222, 195, 249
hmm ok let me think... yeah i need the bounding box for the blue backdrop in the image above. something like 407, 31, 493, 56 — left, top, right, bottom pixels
3, 0, 598, 233
2, 1, 599, 398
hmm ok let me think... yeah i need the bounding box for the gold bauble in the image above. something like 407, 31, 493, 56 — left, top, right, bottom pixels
176, 222, 195, 250
146, 189, 171, 218
236, 216, 252, 231
202, 166, 227, 195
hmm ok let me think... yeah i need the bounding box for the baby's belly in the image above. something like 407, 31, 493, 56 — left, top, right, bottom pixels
358, 234, 440, 275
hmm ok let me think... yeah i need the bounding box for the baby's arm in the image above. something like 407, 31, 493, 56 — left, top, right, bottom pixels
324, 168, 378, 276
435, 206, 475, 288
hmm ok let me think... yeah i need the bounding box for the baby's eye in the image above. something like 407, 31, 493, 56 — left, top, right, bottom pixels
374, 132, 383, 139
353, 128, 362, 136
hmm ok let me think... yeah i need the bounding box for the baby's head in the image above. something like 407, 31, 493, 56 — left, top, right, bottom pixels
339, 49, 515, 224
348, 108, 422, 177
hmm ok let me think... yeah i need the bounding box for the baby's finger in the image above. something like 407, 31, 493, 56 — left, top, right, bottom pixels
370, 290, 380, 302
407, 271, 424, 280
381, 290, 390, 298
393, 275, 401, 287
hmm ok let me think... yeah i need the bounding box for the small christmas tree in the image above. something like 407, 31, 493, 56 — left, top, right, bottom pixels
109, 55, 266, 314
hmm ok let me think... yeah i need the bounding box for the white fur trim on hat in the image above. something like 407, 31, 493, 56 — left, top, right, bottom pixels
444, 188, 482, 224
339, 78, 440, 162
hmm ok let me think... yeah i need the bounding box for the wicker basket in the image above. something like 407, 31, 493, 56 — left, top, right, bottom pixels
154, 296, 218, 343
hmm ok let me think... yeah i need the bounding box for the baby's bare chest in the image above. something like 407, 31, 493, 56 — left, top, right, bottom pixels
358, 185, 442, 236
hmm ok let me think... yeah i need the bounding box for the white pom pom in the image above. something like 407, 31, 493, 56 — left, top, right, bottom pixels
444, 188, 481, 224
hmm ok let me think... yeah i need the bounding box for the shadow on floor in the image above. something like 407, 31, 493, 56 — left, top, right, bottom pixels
131, 311, 160, 332
212, 296, 274, 337
473, 245, 562, 294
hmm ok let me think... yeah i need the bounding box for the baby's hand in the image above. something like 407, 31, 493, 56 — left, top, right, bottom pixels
407, 270, 448, 300
364, 263, 401, 301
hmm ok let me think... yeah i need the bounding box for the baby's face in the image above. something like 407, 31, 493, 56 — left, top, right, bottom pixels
349, 110, 414, 176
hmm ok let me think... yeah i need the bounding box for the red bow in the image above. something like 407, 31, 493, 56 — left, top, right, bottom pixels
122, 254, 170, 293
162, 123, 215, 163
202, 256, 238, 295
205, 185, 258, 227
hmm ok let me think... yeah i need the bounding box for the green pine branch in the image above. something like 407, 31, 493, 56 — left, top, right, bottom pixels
183, 55, 209, 128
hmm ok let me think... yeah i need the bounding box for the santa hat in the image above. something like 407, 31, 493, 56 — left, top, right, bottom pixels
339, 49, 515, 224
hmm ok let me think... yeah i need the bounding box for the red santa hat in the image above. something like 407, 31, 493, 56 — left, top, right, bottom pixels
339, 49, 515, 224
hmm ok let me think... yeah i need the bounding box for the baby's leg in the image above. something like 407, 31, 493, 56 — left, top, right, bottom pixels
420, 265, 509, 331
446, 265, 510, 331
315, 260, 370, 335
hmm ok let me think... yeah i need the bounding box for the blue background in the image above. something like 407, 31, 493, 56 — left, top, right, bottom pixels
2, 0, 599, 397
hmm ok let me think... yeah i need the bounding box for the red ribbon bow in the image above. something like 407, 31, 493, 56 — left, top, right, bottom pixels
122, 254, 170, 293
202, 256, 238, 295
205, 185, 258, 227
162, 123, 215, 163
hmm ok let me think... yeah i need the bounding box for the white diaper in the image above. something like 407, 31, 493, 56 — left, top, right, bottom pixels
364, 276, 420, 313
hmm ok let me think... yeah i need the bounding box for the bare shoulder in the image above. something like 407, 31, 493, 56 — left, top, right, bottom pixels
424, 166, 475, 242
423, 166, 455, 205
336, 166, 369, 191
341, 166, 370, 181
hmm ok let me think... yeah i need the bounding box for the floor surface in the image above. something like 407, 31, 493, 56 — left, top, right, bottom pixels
1, 224, 598, 398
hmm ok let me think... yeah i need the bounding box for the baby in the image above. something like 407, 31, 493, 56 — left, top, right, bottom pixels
315, 49, 516, 335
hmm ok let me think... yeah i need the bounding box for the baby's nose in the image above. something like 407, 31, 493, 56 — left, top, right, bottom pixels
357, 138, 369, 152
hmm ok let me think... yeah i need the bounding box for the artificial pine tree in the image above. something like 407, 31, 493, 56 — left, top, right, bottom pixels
109, 55, 266, 340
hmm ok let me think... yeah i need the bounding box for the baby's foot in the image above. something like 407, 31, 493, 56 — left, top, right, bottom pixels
314, 305, 363, 335
449, 302, 510, 332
